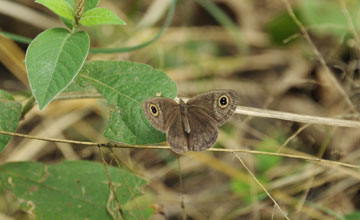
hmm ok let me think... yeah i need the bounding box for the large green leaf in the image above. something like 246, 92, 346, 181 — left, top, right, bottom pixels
77, 61, 177, 145
36, 0, 74, 20
26, 28, 90, 110
79, 7, 126, 26
0, 160, 153, 220
0, 100, 22, 152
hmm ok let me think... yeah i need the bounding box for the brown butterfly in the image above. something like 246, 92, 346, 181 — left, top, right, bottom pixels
142, 89, 238, 154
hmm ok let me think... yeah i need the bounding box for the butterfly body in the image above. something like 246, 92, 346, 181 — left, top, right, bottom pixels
179, 99, 191, 134
142, 90, 238, 154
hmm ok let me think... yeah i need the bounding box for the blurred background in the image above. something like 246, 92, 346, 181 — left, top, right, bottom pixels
1, 0, 360, 219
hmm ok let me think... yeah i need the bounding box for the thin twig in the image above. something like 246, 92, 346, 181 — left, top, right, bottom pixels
0, 130, 98, 146
277, 124, 311, 153
210, 148, 359, 168
233, 153, 291, 220
0, 130, 359, 168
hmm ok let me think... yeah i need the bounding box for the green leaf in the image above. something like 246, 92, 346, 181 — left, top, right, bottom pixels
266, 10, 300, 45
79, 8, 126, 26
256, 153, 282, 173
26, 28, 90, 110
256, 138, 283, 173
35, 0, 74, 20
0, 160, 153, 219
0, 90, 15, 101
63, 0, 99, 12
230, 178, 267, 205
60, 0, 100, 29
77, 60, 177, 145
60, 16, 74, 29
84, 0, 100, 11
63, 81, 95, 93
230, 178, 251, 196
299, 0, 360, 36
345, 212, 360, 220
0, 101, 22, 152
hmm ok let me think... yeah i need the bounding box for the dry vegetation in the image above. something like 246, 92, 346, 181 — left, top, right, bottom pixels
1, 0, 360, 219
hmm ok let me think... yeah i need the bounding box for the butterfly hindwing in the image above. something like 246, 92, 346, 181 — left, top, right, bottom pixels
187, 109, 218, 151
167, 113, 189, 154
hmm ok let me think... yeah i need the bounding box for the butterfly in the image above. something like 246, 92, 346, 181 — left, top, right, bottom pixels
142, 90, 238, 154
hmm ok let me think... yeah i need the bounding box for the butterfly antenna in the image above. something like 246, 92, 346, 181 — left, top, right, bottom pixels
177, 155, 187, 220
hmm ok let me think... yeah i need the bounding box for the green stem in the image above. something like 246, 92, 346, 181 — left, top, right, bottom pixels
0, 31, 32, 44
195, 0, 247, 53
21, 96, 35, 118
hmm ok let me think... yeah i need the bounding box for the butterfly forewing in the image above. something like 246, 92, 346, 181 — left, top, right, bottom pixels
187, 89, 238, 126
142, 97, 179, 132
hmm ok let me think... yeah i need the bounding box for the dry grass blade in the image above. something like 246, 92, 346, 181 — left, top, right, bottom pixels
0, 34, 28, 86
236, 106, 360, 128
277, 124, 311, 153
233, 153, 291, 220
0, 1, 60, 29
